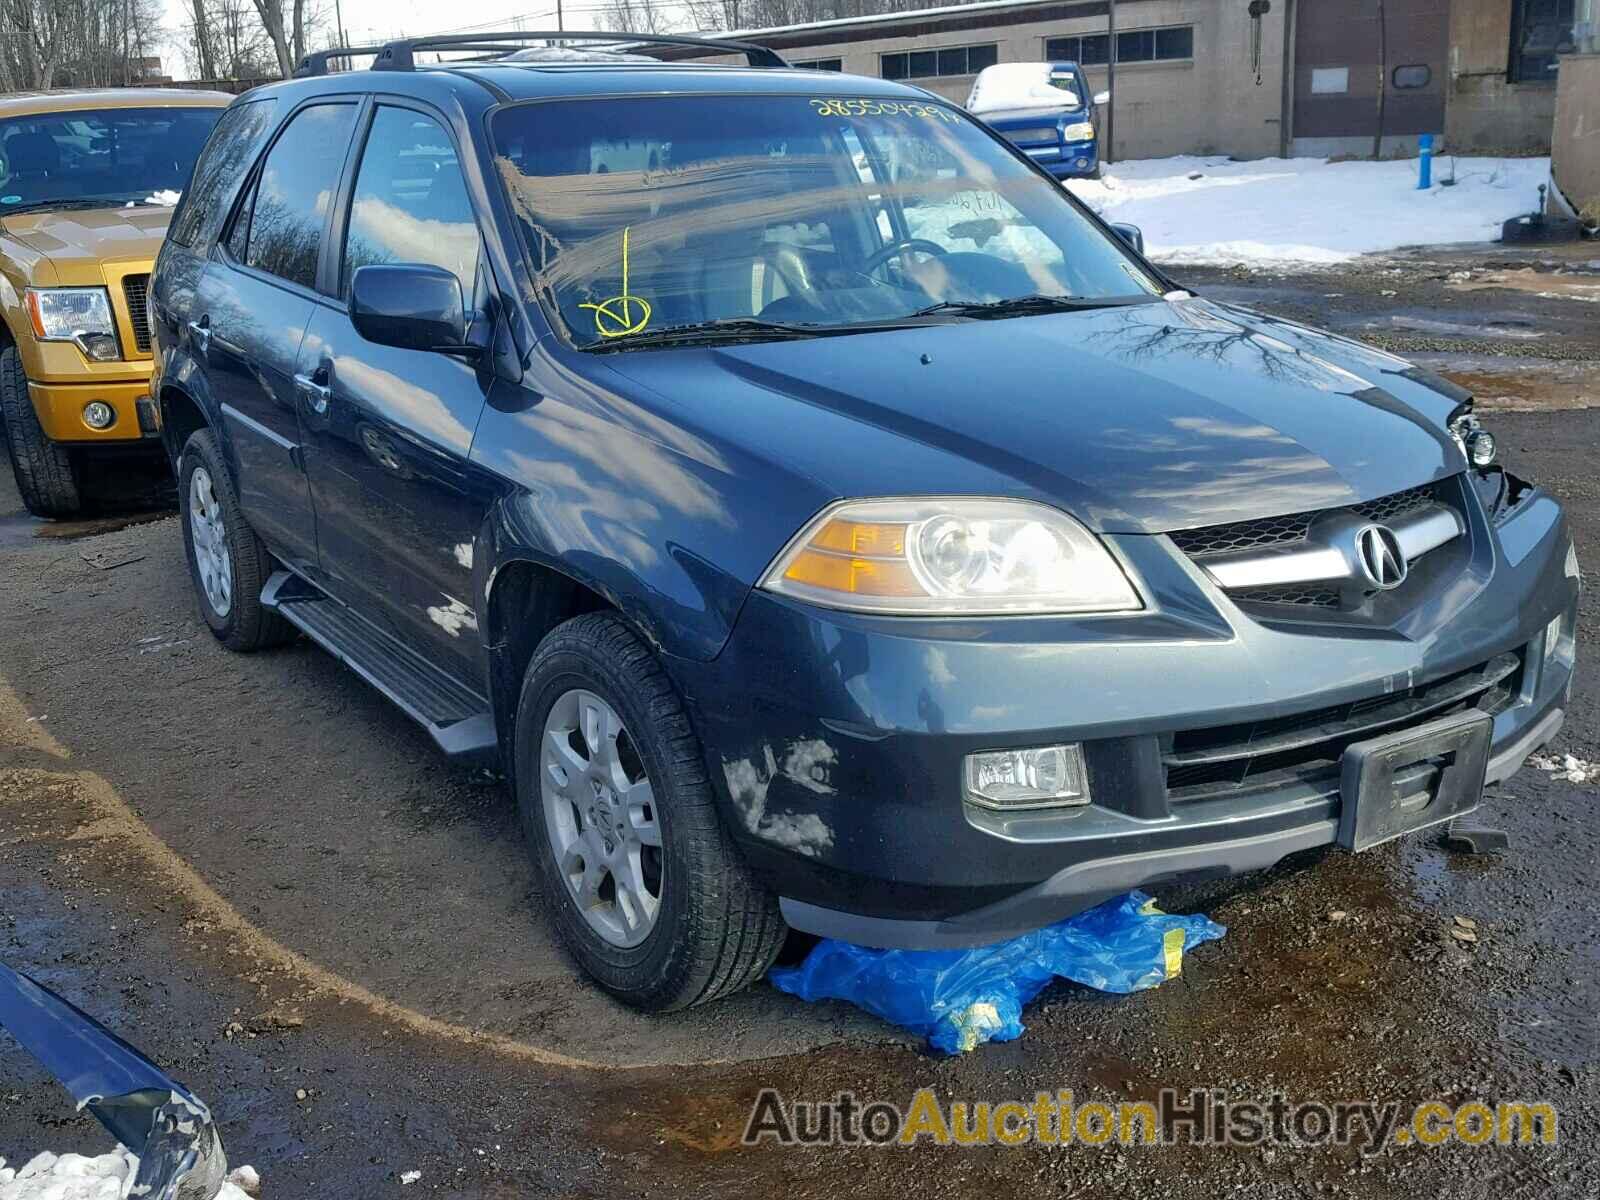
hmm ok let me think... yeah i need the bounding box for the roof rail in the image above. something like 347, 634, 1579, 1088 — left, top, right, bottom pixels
370, 30, 788, 71
293, 45, 387, 77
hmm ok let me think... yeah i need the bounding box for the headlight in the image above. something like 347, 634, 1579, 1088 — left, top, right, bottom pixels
26, 288, 120, 360
761, 498, 1142, 615
1061, 122, 1096, 142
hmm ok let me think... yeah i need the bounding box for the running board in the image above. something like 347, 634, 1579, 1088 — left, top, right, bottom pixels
261, 570, 497, 761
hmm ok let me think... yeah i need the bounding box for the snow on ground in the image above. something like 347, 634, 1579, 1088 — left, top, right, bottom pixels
1065, 154, 1553, 267
0, 1149, 259, 1200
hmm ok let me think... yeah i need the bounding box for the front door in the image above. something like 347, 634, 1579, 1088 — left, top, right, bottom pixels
201, 100, 360, 567
296, 103, 495, 686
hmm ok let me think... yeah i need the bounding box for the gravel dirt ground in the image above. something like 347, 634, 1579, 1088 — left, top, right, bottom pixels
0, 243, 1595, 1198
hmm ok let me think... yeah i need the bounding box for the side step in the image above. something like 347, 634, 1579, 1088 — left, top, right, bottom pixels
262, 570, 497, 761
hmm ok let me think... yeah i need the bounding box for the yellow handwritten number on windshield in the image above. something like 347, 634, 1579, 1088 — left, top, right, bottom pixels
580, 225, 652, 338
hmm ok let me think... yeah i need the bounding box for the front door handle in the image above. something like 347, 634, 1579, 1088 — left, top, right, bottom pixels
294, 369, 332, 415
187, 317, 210, 356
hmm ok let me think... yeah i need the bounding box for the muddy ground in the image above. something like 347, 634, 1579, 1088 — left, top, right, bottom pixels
0, 243, 1596, 1197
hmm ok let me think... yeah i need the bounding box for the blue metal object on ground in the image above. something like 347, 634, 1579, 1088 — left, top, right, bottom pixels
1419, 133, 1434, 189
770, 890, 1226, 1054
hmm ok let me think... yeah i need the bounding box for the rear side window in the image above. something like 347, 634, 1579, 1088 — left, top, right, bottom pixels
342, 106, 480, 296
238, 103, 358, 290
168, 99, 278, 248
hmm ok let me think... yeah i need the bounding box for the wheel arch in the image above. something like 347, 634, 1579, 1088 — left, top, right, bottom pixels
482, 555, 622, 774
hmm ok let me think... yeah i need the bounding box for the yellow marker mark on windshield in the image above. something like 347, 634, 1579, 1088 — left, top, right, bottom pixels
580, 225, 652, 338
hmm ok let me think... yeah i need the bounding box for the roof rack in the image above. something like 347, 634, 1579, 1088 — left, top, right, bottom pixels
369, 30, 788, 71
294, 46, 387, 77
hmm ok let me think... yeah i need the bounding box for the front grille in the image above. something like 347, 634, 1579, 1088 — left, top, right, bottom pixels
1002, 127, 1058, 146
1169, 482, 1440, 559
1163, 652, 1520, 798
122, 274, 152, 354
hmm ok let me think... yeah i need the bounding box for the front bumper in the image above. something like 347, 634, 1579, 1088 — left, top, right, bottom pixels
1028, 139, 1098, 178
674, 482, 1577, 949
29, 378, 158, 444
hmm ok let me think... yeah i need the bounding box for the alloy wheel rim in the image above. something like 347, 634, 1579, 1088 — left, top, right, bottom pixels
188, 466, 233, 618
540, 688, 663, 948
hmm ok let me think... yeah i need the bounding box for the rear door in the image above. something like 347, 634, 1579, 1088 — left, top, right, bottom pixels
295, 101, 495, 685
197, 101, 359, 566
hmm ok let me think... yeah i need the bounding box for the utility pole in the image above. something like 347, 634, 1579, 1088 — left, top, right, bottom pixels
1104, 0, 1116, 164
1373, 0, 1387, 159
335, 0, 346, 49
557, 0, 564, 30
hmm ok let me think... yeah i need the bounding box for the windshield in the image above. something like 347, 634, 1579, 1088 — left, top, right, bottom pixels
491, 94, 1160, 349
0, 106, 223, 214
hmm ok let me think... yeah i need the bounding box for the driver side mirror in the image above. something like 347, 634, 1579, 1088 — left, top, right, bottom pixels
350, 264, 473, 355
1109, 223, 1144, 254
1093, 90, 1111, 106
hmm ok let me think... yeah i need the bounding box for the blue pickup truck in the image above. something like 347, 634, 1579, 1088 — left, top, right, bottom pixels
967, 61, 1105, 179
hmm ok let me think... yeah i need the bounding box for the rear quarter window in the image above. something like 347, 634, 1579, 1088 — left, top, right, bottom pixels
168, 99, 279, 249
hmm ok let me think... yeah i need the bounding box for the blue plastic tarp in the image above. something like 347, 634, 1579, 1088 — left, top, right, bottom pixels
770, 890, 1226, 1054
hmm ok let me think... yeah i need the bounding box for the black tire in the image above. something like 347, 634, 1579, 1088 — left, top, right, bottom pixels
0, 345, 81, 517
515, 613, 785, 1011
177, 429, 295, 652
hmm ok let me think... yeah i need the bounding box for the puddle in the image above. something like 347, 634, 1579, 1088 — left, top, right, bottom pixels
1383, 313, 1546, 339
0, 507, 169, 548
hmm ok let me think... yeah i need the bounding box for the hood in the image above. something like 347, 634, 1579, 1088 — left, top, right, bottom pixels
0, 204, 173, 273
605, 297, 1467, 534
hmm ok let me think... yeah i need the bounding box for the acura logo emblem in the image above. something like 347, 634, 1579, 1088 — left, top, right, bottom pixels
1355, 524, 1407, 590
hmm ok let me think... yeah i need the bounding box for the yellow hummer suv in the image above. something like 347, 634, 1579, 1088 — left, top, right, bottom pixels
0, 88, 231, 516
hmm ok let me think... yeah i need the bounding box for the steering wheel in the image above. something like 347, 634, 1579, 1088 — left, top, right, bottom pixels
860, 238, 948, 278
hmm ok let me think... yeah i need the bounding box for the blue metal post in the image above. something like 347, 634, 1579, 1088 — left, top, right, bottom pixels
1418, 133, 1434, 189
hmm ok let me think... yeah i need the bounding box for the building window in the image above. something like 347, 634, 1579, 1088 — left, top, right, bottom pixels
1510, 0, 1576, 83
1310, 66, 1349, 94
794, 58, 843, 71
1391, 63, 1431, 89
1044, 24, 1193, 66
881, 43, 997, 80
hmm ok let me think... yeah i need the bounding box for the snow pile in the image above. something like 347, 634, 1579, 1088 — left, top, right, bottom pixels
1528, 752, 1596, 784
1065, 155, 1552, 266
144, 190, 182, 207
0, 1150, 259, 1200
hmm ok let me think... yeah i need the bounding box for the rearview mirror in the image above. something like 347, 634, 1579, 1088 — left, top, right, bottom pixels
350, 264, 472, 354
1109, 223, 1144, 254
1093, 90, 1111, 106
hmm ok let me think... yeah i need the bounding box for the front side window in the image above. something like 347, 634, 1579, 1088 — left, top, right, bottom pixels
169, 99, 279, 248
491, 94, 1161, 350
342, 106, 481, 296
0, 106, 224, 215
239, 103, 358, 290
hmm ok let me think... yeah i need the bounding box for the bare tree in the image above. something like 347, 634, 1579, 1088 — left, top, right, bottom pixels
180, 0, 277, 79
246, 0, 325, 77
601, 0, 672, 34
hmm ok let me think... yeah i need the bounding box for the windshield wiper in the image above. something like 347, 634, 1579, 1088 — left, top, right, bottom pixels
586, 316, 924, 352
907, 294, 1147, 320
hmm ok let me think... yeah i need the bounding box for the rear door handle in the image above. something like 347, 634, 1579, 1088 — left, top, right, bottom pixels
187, 317, 210, 356
293, 369, 332, 415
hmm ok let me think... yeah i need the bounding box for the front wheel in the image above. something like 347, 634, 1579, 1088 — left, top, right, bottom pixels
0, 345, 80, 517
515, 613, 784, 1011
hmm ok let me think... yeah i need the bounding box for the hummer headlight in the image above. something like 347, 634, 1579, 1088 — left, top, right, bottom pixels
761, 498, 1142, 615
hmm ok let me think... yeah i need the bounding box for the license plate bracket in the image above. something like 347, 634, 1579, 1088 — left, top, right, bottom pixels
1338, 710, 1492, 852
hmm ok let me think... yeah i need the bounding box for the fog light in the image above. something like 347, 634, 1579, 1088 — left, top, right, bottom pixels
1566, 543, 1580, 582
82, 401, 115, 430
1544, 613, 1564, 663
964, 744, 1089, 810
1466, 429, 1496, 467
76, 332, 120, 362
